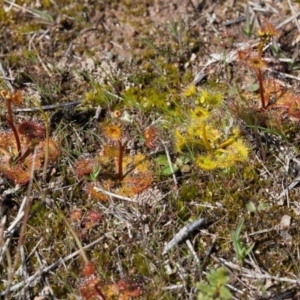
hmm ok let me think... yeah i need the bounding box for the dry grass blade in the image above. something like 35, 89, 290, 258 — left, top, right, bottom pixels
287, 0, 300, 33
93, 186, 138, 202
4, 148, 38, 298
0, 62, 14, 92
0, 235, 105, 296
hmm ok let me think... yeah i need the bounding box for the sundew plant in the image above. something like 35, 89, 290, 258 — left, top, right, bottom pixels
175, 87, 249, 170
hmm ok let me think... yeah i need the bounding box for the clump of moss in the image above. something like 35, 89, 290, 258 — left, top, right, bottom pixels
178, 184, 199, 202
83, 84, 116, 107
122, 86, 169, 112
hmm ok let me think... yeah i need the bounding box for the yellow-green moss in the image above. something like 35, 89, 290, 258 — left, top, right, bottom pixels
179, 184, 199, 202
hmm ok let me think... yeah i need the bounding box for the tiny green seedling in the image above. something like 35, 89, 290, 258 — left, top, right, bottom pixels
197, 267, 232, 300
155, 154, 179, 176
241, 2, 255, 38
288, 43, 300, 71
246, 201, 270, 213
231, 218, 255, 265
87, 164, 102, 181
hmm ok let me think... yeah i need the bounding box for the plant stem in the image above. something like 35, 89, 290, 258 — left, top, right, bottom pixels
57, 206, 89, 264
257, 69, 266, 109
5, 101, 22, 159
202, 125, 212, 151
14, 139, 39, 165
32, 97, 49, 181
257, 41, 264, 59
117, 140, 128, 181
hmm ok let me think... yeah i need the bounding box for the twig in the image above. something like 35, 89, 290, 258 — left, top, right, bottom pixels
187, 0, 196, 11
15, 100, 82, 113
242, 272, 300, 284
5, 148, 38, 298
0, 215, 6, 249
276, 11, 300, 30
0, 194, 27, 264
186, 239, 201, 265
0, 62, 14, 91
267, 69, 300, 82
162, 284, 184, 291
32, 251, 56, 300
223, 17, 246, 26
276, 175, 300, 200
0, 235, 105, 295
93, 186, 138, 202
211, 255, 256, 297
5, 249, 12, 300
248, 227, 276, 236
199, 234, 217, 279
4, 0, 53, 21
31, 42, 52, 77
57, 207, 89, 264
162, 218, 208, 255
287, 0, 300, 33
20, 246, 30, 300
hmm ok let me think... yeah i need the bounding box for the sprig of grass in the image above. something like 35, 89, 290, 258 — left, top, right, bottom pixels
288, 43, 300, 71
231, 218, 255, 265
241, 2, 255, 38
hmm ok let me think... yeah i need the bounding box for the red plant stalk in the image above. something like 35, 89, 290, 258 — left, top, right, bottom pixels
257, 69, 266, 109
5, 100, 22, 158
14, 139, 39, 165
117, 140, 128, 181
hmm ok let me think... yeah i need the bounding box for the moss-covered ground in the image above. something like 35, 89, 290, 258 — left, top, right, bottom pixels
1, 0, 300, 299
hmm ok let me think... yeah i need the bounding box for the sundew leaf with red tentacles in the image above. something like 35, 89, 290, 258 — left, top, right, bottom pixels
0, 140, 42, 185
88, 153, 153, 200
38, 139, 60, 162
269, 91, 300, 120
121, 171, 153, 195
79, 261, 143, 300
75, 148, 118, 179
75, 158, 97, 177
262, 78, 285, 107
101, 279, 143, 300
18, 121, 45, 143
1, 164, 31, 185
0, 122, 59, 184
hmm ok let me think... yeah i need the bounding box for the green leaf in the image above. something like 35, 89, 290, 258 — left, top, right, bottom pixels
176, 154, 192, 165
246, 82, 259, 92
31, 9, 54, 22
161, 164, 179, 176
257, 202, 270, 211
197, 267, 232, 300
246, 201, 256, 213
87, 164, 101, 181
219, 286, 232, 300
235, 218, 244, 239
155, 155, 169, 165
245, 243, 255, 256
